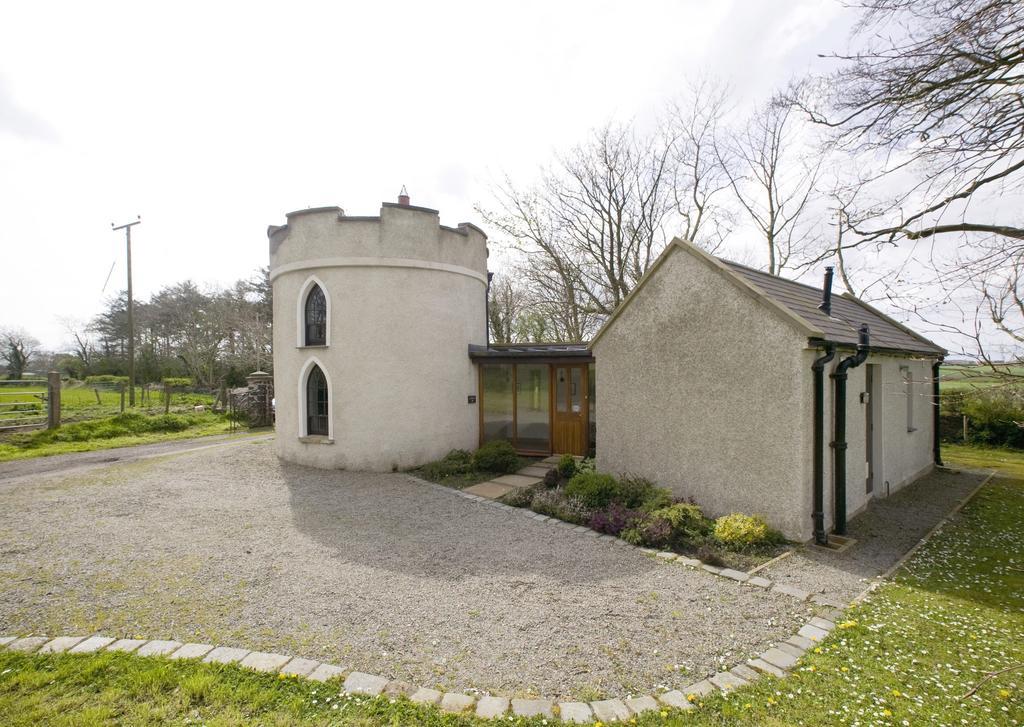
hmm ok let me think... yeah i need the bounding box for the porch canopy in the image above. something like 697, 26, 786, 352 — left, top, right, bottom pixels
468, 344, 595, 456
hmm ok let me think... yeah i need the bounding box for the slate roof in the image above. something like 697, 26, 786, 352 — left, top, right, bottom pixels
720, 260, 945, 356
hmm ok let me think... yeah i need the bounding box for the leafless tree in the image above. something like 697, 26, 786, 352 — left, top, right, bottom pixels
487, 273, 526, 344
718, 99, 823, 275
480, 122, 676, 339
790, 0, 1024, 373
801, 0, 1024, 245
664, 77, 735, 251
0, 328, 39, 380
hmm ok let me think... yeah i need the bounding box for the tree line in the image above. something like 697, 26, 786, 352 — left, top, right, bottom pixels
483, 0, 1023, 376
1, 268, 271, 389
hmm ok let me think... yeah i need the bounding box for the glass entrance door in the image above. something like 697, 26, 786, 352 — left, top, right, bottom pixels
552, 365, 588, 455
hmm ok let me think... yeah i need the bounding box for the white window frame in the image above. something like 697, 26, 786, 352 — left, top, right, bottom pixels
296, 275, 331, 348
298, 356, 333, 441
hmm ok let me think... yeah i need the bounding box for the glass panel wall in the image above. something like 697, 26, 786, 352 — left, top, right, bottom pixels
515, 364, 550, 451
481, 364, 513, 442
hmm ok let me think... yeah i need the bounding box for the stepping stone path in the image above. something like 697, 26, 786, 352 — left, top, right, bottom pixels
462, 458, 558, 499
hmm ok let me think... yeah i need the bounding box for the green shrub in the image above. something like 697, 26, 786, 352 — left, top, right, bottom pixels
713, 513, 781, 549
419, 449, 474, 481
961, 389, 1024, 448
472, 440, 520, 473
556, 453, 577, 479
542, 469, 560, 488
161, 377, 193, 387
564, 472, 622, 508
650, 502, 712, 540
529, 490, 593, 525
84, 375, 129, 385
500, 484, 541, 508
617, 474, 672, 510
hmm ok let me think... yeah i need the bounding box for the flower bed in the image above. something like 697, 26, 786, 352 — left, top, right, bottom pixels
502, 461, 788, 570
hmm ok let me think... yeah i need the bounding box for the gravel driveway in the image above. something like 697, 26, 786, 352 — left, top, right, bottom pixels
0, 438, 814, 699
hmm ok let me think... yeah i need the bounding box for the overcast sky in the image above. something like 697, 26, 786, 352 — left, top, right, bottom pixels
0, 0, 863, 350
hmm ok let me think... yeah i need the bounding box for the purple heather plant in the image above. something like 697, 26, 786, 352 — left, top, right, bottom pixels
588, 502, 643, 535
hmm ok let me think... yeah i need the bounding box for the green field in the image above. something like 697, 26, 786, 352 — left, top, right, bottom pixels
941, 364, 1024, 393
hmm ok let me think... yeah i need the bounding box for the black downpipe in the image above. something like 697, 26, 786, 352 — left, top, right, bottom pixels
933, 357, 944, 466
812, 343, 837, 545
830, 324, 870, 537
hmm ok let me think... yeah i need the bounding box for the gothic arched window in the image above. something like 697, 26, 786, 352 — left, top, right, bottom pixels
306, 364, 329, 436
304, 284, 327, 346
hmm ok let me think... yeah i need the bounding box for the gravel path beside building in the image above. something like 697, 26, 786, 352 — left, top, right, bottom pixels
762, 467, 989, 603
0, 439, 813, 699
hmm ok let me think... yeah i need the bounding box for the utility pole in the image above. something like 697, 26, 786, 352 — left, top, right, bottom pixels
112, 216, 141, 406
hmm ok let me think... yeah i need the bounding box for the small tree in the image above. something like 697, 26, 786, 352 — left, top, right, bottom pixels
0, 328, 39, 380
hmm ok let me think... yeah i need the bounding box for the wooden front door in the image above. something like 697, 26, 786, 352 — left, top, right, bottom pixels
552, 364, 588, 455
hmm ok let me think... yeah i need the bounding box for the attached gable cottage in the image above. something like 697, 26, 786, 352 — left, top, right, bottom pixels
591, 239, 944, 542
269, 197, 943, 544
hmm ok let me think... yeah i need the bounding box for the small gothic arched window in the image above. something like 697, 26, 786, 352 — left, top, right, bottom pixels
306, 365, 329, 436
304, 284, 327, 345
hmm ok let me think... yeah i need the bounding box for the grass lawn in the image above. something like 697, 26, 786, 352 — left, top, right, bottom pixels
1, 446, 1020, 725
0, 412, 245, 462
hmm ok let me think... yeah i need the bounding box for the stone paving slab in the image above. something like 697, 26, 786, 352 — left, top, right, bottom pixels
9, 636, 49, 652
308, 663, 345, 682
510, 698, 553, 718
69, 636, 116, 654
772, 583, 812, 601
558, 701, 595, 722
798, 623, 830, 641
384, 680, 415, 697
787, 634, 814, 650
38, 636, 87, 654
490, 474, 542, 488
709, 670, 748, 691
761, 647, 799, 670
658, 690, 695, 710
731, 663, 761, 683
137, 640, 182, 657
344, 671, 389, 696
170, 643, 214, 660
280, 657, 320, 677
684, 679, 716, 697
0, 636, 15, 646
518, 466, 551, 478
106, 638, 147, 653
440, 692, 475, 713
511, 698, 553, 718
591, 698, 630, 721
475, 695, 509, 718
718, 568, 750, 582
777, 642, 805, 658
624, 694, 659, 715
462, 482, 515, 499
410, 687, 443, 705
748, 658, 787, 677
240, 651, 291, 673
203, 646, 250, 664
809, 616, 836, 631
748, 575, 772, 588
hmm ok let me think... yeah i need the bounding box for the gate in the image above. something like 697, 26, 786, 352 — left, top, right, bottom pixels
0, 374, 60, 432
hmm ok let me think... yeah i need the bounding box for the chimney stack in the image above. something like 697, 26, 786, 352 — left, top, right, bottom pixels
398, 185, 410, 206
818, 266, 834, 316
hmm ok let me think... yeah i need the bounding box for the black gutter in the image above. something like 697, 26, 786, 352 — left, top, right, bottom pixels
933, 357, 944, 466
812, 343, 837, 545
830, 324, 870, 537
811, 344, 835, 544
